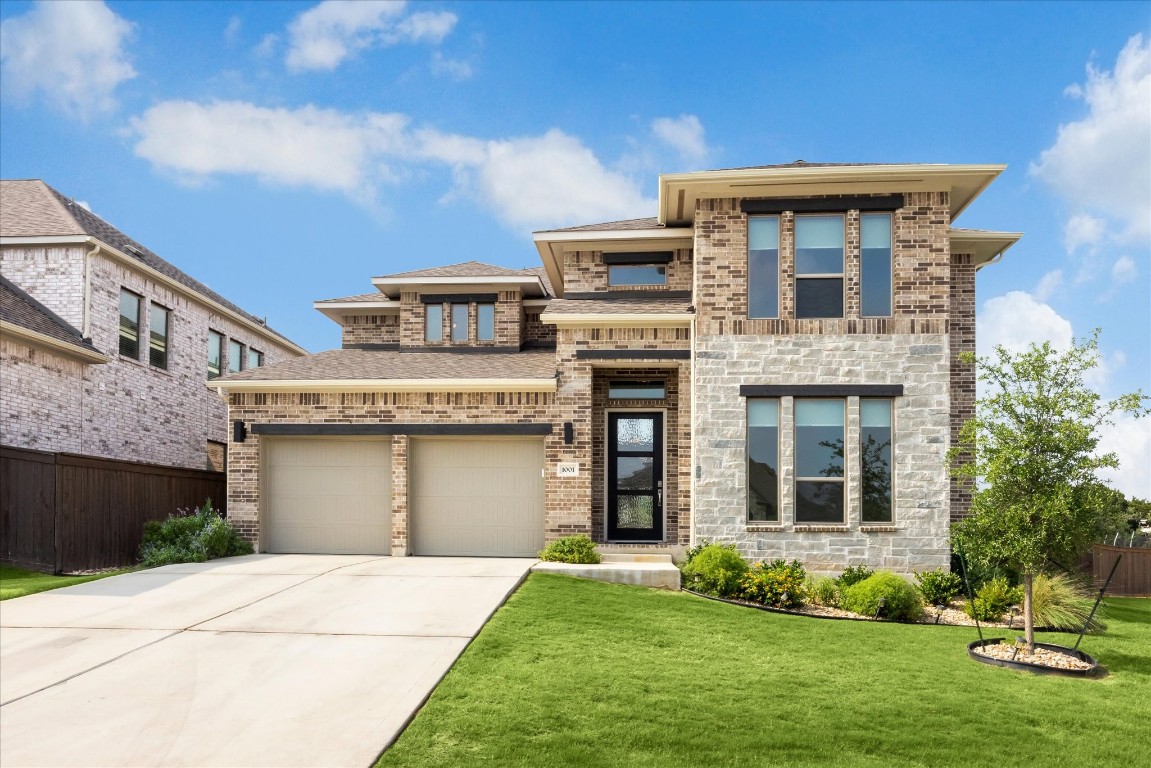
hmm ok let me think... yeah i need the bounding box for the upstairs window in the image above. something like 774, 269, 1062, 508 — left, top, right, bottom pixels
425, 304, 443, 342
747, 399, 780, 522
861, 213, 893, 316
748, 216, 780, 318
794, 399, 845, 523
149, 303, 169, 369
861, 399, 894, 522
608, 265, 666, 286
248, 348, 264, 369
228, 339, 244, 374
795, 215, 844, 318
477, 303, 495, 341
451, 304, 469, 342
207, 330, 223, 379
119, 289, 141, 359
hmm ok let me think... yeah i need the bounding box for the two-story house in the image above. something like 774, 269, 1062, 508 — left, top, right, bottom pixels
0, 179, 304, 478
214, 162, 1019, 572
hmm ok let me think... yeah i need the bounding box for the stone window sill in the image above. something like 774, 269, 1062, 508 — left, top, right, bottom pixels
746, 524, 785, 532
793, 525, 849, 533
859, 525, 898, 532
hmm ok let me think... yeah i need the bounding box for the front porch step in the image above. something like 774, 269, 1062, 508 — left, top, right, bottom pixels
532, 560, 681, 591
599, 553, 673, 564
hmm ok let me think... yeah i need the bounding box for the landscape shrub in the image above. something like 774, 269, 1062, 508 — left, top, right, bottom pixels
963, 577, 1023, 622
914, 569, 964, 607
806, 575, 840, 607
139, 500, 252, 567
680, 543, 748, 597
681, 541, 709, 567
836, 564, 874, 589
841, 572, 924, 622
1031, 572, 1105, 631
538, 535, 601, 564
740, 559, 807, 609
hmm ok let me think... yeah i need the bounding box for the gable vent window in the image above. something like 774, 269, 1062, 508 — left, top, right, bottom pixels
207, 330, 223, 379
149, 303, 170, 369
608, 381, 666, 400
477, 303, 495, 341
118, 289, 141, 359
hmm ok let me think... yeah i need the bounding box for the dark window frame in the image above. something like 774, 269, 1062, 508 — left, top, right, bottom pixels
794, 397, 846, 524
747, 398, 780, 523
860, 213, 894, 317
450, 303, 469, 342
118, 289, 142, 360
248, 347, 264, 369
227, 338, 244, 374
148, 302, 170, 370
860, 398, 895, 523
748, 215, 781, 319
477, 303, 495, 341
425, 304, 443, 342
207, 330, 223, 380
608, 380, 666, 400
607, 264, 667, 287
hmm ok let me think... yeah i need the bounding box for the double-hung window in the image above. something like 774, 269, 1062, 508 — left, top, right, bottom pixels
794, 215, 844, 318
747, 399, 780, 521
477, 303, 495, 341
149, 303, 170, 369
748, 216, 780, 318
119, 289, 141, 359
794, 399, 845, 523
228, 339, 244, 374
860, 399, 894, 522
861, 213, 893, 316
207, 330, 223, 379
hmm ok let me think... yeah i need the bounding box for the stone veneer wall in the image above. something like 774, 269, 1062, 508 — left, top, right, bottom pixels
563, 248, 693, 293
226, 390, 584, 552
948, 253, 976, 521
342, 314, 399, 346
0, 244, 299, 469
693, 335, 951, 573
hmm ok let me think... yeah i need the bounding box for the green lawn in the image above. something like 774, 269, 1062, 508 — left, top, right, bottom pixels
0, 564, 132, 600
378, 573, 1149, 768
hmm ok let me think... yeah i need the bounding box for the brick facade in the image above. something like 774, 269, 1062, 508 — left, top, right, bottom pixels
563, 248, 693, 293
948, 253, 976, 521
342, 314, 399, 346
0, 244, 299, 470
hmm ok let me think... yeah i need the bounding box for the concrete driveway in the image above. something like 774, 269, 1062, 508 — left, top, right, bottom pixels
0, 555, 534, 768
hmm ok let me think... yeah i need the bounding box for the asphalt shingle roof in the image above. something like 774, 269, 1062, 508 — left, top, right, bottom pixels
376, 260, 538, 280
316, 292, 393, 304
217, 347, 557, 383
541, 297, 692, 315
0, 274, 101, 354
0, 180, 299, 350
537, 217, 662, 234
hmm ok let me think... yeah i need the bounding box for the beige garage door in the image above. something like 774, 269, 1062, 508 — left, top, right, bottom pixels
264, 438, 391, 555
412, 438, 545, 557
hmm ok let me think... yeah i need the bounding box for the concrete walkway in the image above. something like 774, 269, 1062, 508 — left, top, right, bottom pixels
0, 555, 534, 768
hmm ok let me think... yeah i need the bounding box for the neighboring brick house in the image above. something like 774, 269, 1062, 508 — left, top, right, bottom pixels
0, 180, 306, 472
214, 162, 1019, 572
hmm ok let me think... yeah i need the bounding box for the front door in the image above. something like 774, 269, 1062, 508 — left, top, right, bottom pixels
607, 412, 664, 541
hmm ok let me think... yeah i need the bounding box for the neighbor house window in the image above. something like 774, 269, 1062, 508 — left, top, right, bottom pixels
794, 399, 845, 523
608, 265, 666, 286
748, 216, 780, 318
608, 381, 666, 400
477, 303, 495, 341
860, 399, 894, 522
207, 330, 223, 379
795, 215, 844, 318
747, 399, 780, 522
118, 289, 141, 359
425, 304, 443, 342
861, 213, 893, 316
248, 348, 264, 369
148, 303, 169, 369
228, 339, 244, 374
451, 304, 469, 342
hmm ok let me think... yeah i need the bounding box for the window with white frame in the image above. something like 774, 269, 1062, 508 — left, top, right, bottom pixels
794, 399, 845, 523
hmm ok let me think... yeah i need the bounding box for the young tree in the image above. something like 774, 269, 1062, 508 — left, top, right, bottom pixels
950, 331, 1148, 649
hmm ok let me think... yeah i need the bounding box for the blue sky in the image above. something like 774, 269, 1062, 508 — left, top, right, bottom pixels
1, 1, 1148, 494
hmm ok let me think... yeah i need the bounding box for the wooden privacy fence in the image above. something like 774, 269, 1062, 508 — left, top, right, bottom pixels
1, 446, 225, 573
1093, 544, 1151, 597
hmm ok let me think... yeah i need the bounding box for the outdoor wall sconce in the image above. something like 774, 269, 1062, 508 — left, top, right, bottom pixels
233, 420, 247, 443
563, 422, 574, 444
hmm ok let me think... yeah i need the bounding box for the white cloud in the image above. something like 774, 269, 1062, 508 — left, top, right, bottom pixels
285, 0, 456, 72
225, 16, 243, 44
976, 290, 1074, 358
1111, 255, 1137, 284
130, 100, 654, 230
1032, 270, 1063, 303
430, 51, 473, 80
0, 0, 136, 120
255, 33, 280, 59
1031, 34, 1151, 244
1063, 213, 1105, 254
651, 114, 710, 167
130, 101, 411, 200
1098, 412, 1151, 499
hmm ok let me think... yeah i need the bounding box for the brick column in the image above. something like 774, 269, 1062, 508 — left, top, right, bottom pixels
390, 434, 409, 555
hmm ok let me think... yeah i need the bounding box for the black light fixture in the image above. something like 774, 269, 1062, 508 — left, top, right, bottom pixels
233, 420, 247, 443
563, 422, 574, 445
874, 596, 887, 620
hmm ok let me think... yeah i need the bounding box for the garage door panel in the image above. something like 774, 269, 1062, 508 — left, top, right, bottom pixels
265, 438, 391, 555
412, 439, 544, 557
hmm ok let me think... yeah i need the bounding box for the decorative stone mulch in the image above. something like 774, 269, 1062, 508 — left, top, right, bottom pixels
970, 641, 1095, 672
795, 600, 1015, 628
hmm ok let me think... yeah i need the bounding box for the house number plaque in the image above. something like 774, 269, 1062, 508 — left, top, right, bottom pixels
556, 462, 580, 477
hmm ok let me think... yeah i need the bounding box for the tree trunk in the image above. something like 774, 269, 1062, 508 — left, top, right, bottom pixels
1023, 572, 1035, 650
